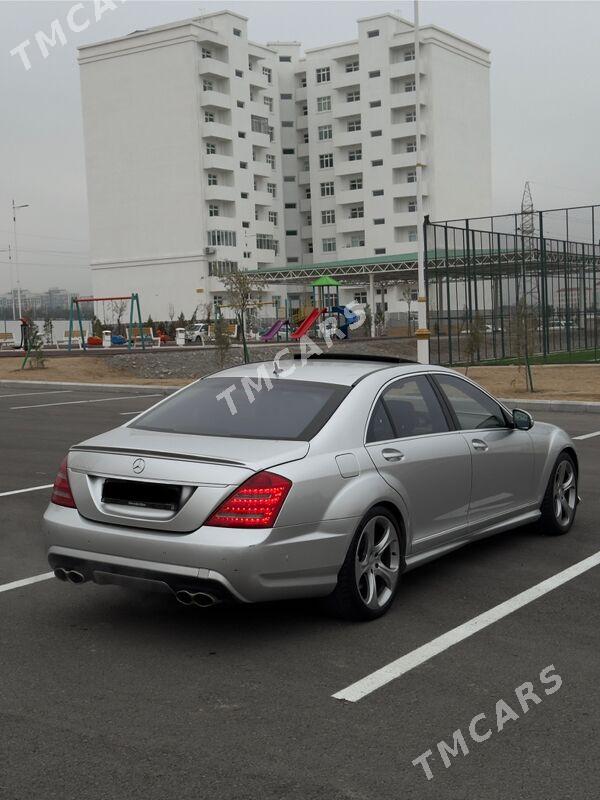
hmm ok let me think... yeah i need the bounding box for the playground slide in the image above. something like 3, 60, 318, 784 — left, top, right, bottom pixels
291, 308, 324, 340
261, 319, 286, 342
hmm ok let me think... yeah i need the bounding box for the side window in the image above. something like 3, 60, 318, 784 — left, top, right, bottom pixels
366, 376, 449, 442
435, 374, 506, 430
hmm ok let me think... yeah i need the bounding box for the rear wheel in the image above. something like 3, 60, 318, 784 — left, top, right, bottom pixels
539, 452, 578, 536
329, 506, 402, 621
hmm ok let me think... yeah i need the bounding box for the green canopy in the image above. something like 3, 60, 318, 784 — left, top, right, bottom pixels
311, 275, 341, 287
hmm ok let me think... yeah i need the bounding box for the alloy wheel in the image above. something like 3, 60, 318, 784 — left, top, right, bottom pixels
553, 460, 576, 527
354, 515, 400, 610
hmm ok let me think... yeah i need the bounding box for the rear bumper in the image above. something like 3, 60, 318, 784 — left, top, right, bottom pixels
43, 504, 358, 603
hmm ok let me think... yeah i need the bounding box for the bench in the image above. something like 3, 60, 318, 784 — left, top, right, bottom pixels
207, 323, 238, 340
57, 330, 85, 349
126, 326, 161, 347
0, 332, 16, 349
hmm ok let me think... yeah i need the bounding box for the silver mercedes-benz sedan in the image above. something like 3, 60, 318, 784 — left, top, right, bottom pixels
44, 355, 579, 620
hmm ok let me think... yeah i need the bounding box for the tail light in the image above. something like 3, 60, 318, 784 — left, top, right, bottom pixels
206, 470, 292, 528
50, 456, 77, 508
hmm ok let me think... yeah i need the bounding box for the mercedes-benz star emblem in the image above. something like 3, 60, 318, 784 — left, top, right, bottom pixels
132, 458, 146, 475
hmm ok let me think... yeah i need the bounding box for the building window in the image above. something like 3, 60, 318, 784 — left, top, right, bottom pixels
208, 204, 220, 217
408, 230, 418, 241
205, 110, 216, 123
322, 237, 336, 252
286, 230, 298, 236
349, 177, 363, 190
346, 60, 359, 72
207, 230, 237, 247
371, 130, 382, 137
321, 209, 335, 225
407, 170, 417, 183
354, 291, 367, 304
266, 153, 276, 169
243, 251, 251, 259
318, 124, 333, 141
406, 140, 417, 153
346, 90, 360, 103
306, 212, 312, 225
299, 75, 307, 88
375, 248, 387, 255
206, 142, 216, 154
239, 161, 247, 169
350, 235, 365, 247
369, 70, 381, 78
268, 211, 278, 224
237, 100, 245, 108
348, 148, 362, 162
317, 95, 331, 112
350, 205, 364, 219
207, 173, 218, 186
319, 152, 334, 169
372, 159, 383, 167
242, 221, 250, 228
303, 132, 309, 143
282, 148, 295, 155
262, 66, 272, 83
316, 67, 331, 83
347, 118, 361, 132
374, 218, 385, 225
267, 183, 277, 196
282, 121, 294, 127
406, 110, 416, 122
367, 29, 379, 37
251, 115, 269, 134
405, 80, 416, 92
256, 233, 278, 251
241, 191, 248, 199
372, 189, 384, 197
208, 260, 238, 276
408, 200, 417, 212
285, 202, 297, 209
201, 47, 212, 59
202, 79, 213, 92
305, 241, 314, 254
233, 27, 242, 36
320, 181, 335, 196
281, 93, 292, 100
284, 175, 296, 182
279, 55, 291, 62
370, 100, 381, 108
305, 188, 311, 199
235, 69, 244, 78
264, 96, 273, 112
238, 131, 246, 139
404, 48, 415, 61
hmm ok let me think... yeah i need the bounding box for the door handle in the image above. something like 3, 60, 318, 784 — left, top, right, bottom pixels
471, 438, 489, 452
382, 448, 405, 462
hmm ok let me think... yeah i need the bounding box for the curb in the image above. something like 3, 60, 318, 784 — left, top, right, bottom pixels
0, 379, 179, 395
499, 397, 600, 414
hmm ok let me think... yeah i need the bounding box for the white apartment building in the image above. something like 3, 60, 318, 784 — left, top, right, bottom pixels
78, 10, 491, 320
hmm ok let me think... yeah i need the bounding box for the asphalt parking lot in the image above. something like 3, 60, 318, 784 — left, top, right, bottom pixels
1, 383, 598, 800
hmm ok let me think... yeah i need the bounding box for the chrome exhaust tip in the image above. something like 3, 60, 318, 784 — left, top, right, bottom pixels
175, 590, 194, 606
175, 590, 218, 608
66, 570, 86, 584
54, 568, 68, 582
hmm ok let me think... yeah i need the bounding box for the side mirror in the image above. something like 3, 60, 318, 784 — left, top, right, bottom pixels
512, 408, 534, 431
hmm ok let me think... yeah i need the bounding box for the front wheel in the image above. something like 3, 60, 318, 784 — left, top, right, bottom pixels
539, 452, 578, 536
329, 506, 402, 621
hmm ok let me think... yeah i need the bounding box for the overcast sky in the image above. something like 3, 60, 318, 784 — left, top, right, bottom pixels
1, 0, 600, 294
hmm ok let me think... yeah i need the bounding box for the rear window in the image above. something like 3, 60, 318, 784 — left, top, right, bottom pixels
131, 377, 349, 440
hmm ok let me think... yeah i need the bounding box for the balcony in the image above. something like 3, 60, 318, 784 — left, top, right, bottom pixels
332, 100, 361, 119
204, 185, 237, 202
337, 215, 365, 234
341, 244, 369, 259
334, 129, 362, 148
389, 60, 417, 79
203, 153, 234, 172
252, 160, 273, 177
254, 190, 274, 206
199, 57, 230, 79
390, 152, 418, 170
336, 188, 364, 205
393, 211, 418, 227
248, 70, 269, 89
332, 71, 361, 90
250, 130, 271, 148
202, 121, 232, 141
200, 90, 231, 110
393, 181, 428, 198
301, 224, 313, 239
299, 197, 311, 212
334, 158, 363, 177
298, 170, 311, 185
248, 100, 271, 118
390, 89, 427, 109
255, 220, 275, 235
295, 86, 307, 102
297, 142, 310, 158
296, 116, 308, 130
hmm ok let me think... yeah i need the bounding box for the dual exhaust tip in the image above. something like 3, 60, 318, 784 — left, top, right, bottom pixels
54, 568, 219, 608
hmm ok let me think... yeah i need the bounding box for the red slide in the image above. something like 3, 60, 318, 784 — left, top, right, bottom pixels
291, 308, 324, 339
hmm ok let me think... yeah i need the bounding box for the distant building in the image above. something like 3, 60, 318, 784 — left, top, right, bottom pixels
78, 10, 491, 319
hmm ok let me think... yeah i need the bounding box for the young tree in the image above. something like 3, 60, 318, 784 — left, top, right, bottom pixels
23, 321, 45, 370
511, 296, 537, 393
213, 316, 230, 368
399, 283, 417, 334
221, 272, 266, 363
463, 312, 485, 376
43, 315, 54, 346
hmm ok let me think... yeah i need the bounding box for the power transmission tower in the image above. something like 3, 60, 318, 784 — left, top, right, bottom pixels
520, 181, 535, 240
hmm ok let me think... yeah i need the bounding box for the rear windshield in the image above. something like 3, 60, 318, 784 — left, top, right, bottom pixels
131, 377, 350, 440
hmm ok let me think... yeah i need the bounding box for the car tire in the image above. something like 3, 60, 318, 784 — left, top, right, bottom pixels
328, 506, 403, 621
538, 452, 578, 536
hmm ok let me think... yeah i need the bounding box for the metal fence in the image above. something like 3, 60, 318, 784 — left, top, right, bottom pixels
425, 210, 600, 366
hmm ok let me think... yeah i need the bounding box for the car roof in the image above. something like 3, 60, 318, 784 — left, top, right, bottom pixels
210, 357, 454, 387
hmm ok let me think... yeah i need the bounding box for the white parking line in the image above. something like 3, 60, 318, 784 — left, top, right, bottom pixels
120, 410, 145, 416
10, 394, 163, 410
0, 390, 72, 399
573, 430, 600, 441
0, 484, 53, 498
333, 549, 600, 703
0, 572, 54, 595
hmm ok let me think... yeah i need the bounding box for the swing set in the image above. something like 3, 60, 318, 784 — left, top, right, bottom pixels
67, 292, 145, 352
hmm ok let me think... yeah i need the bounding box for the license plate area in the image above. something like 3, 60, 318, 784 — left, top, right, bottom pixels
101, 478, 182, 512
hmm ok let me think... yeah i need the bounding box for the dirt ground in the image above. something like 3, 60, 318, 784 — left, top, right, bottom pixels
1, 351, 599, 402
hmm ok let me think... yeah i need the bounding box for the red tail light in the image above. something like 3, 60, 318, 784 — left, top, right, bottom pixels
206, 470, 292, 528
50, 456, 77, 508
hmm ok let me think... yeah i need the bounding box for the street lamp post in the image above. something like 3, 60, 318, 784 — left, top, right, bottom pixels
0, 245, 16, 320
12, 199, 29, 319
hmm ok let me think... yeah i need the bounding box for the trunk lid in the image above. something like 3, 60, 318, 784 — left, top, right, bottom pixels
67, 427, 308, 533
